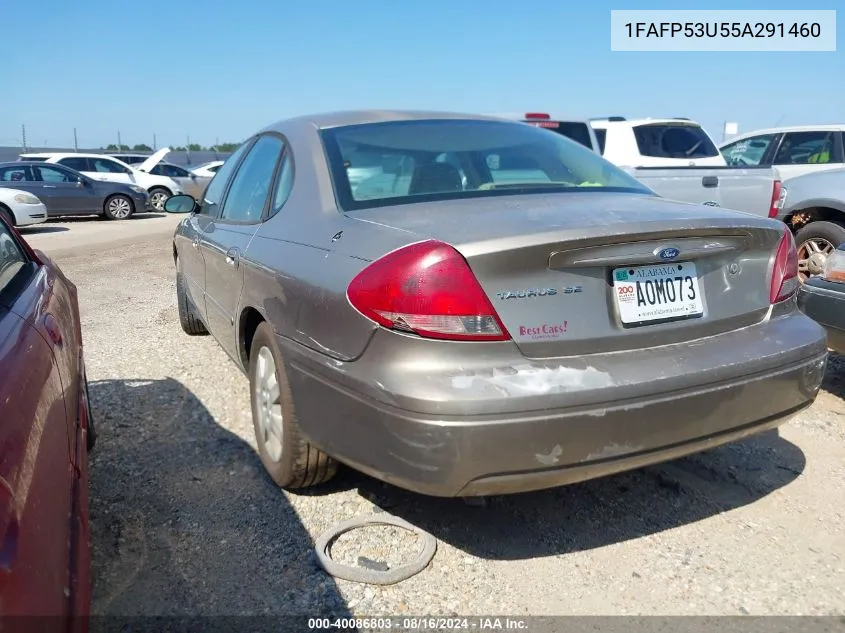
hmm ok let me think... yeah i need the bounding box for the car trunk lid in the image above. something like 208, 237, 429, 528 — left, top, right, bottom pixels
351, 192, 785, 358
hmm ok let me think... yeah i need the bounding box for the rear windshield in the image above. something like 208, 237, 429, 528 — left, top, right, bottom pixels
522, 120, 595, 150
632, 123, 719, 159
320, 119, 650, 212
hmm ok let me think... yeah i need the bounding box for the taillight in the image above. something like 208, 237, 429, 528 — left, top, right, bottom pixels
346, 240, 511, 341
768, 180, 785, 218
770, 230, 799, 304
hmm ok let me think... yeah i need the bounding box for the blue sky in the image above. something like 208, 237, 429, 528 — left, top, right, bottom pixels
1, 0, 841, 148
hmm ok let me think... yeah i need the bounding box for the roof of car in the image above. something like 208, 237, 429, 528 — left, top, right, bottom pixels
261, 109, 509, 133
19, 152, 125, 159
0, 160, 75, 167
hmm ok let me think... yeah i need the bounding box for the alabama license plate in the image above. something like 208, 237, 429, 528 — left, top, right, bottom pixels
612, 262, 704, 325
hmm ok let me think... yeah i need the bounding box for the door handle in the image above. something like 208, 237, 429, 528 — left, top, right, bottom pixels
702, 176, 719, 188
225, 247, 240, 268
43, 185, 57, 188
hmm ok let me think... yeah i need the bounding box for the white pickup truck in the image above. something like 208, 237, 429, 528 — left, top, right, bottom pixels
628, 166, 785, 219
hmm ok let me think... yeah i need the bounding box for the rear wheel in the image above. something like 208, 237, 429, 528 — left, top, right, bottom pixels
103, 194, 134, 220
249, 321, 338, 490
0, 204, 15, 227
794, 220, 845, 281
176, 258, 208, 335
148, 188, 171, 212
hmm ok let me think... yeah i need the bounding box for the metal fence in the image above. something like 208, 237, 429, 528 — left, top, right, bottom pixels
0, 146, 233, 167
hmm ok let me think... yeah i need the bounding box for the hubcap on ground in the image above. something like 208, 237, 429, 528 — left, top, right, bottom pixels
255, 346, 283, 462
798, 237, 835, 281
108, 197, 131, 219
150, 192, 168, 211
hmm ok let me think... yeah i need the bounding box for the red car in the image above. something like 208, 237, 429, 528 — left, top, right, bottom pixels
0, 213, 93, 625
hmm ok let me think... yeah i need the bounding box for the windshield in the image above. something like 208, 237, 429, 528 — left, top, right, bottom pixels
321, 119, 650, 212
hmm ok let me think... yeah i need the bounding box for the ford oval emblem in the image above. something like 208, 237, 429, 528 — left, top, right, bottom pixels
657, 247, 680, 261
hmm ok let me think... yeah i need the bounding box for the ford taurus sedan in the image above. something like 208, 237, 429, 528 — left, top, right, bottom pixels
164, 110, 828, 498
0, 212, 93, 619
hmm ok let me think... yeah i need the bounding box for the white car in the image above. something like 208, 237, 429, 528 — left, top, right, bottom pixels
589, 117, 727, 168
719, 125, 845, 181
0, 188, 48, 227
17, 149, 183, 211
190, 160, 225, 178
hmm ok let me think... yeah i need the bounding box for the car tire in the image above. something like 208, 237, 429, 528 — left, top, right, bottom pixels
248, 321, 338, 490
103, 194, 134, 221
176, 260, 208, 336
794, 220, 845, 281
0, 204, 15, 227
148, 188, 171, 212
85, 376, 97, 452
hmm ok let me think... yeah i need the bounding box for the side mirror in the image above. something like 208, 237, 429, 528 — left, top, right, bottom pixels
163, 194, 197, 214
76, 177, 85, 188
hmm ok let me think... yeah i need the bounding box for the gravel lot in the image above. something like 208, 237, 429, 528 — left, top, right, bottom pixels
23, 215, 845, 617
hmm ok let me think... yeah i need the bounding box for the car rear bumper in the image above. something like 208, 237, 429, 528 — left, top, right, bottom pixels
798, 278, 845, 354
283, 310, 827, 497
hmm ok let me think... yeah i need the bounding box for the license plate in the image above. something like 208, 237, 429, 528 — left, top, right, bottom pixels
612, 262, 704, 325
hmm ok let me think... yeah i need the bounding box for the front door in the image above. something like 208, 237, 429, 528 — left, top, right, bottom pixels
35, 164, 99, 214
84, 156, 134, 185
201, 134, 285, 361
176, 139, 255, 327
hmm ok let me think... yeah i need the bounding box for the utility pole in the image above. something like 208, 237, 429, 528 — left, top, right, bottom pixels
21, 124, 27, 152
186, 134, 192, 165
153, 133, 157, 151
117, 131, 122, 150
73, 127, 79, 151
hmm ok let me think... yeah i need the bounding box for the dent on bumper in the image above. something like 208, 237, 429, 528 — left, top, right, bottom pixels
283, 313, 828, 497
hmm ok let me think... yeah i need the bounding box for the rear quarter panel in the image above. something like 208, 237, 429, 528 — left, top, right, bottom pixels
238, 122, 416, 363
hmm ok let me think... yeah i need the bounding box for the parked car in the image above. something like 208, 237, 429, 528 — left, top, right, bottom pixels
626, 165, 785, 218
163, 110, 827, 498
0, 211, 93, 618
491, 113, 601, 152
191, 161, 225, 178
17, 150, 182, 211
719, 125, 845, 181
775, 167, 845, 281
798, 244, 845, 354
589, 117, 727, 168
143, 162, 212, 199
0, 161, 150, 220
0, 187, 48, 227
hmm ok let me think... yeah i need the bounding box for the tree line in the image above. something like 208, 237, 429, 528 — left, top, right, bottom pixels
101, 142, 240, 152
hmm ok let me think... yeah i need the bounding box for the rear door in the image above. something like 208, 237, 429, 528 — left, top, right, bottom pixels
0, 221, 74, 617
201, 134, 285, 360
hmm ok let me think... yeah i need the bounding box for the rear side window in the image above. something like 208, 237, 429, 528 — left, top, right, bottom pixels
632, 123, 719, 159
0, 166, 31, 182
773, 131, 837, 165
58, 157, 90, 171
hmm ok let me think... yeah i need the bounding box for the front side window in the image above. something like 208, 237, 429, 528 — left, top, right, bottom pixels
219, 135, 285, 222
632, 123, 720, 159
321, 119, 650, 211
721, 134, 776, 166
58, 157, 90, 172
91, 158, 131, 174
774, 131, 836, 165
153, 164, 189, 177
197, 141, 253, 217
36, 166, 76, 182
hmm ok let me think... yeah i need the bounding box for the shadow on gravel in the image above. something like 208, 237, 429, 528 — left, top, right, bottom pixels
19, 225, 69, 234
46, 212, 167, 224
337, 430, 805, 561
821, 352, 845, 400
87, 377, 352, 617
